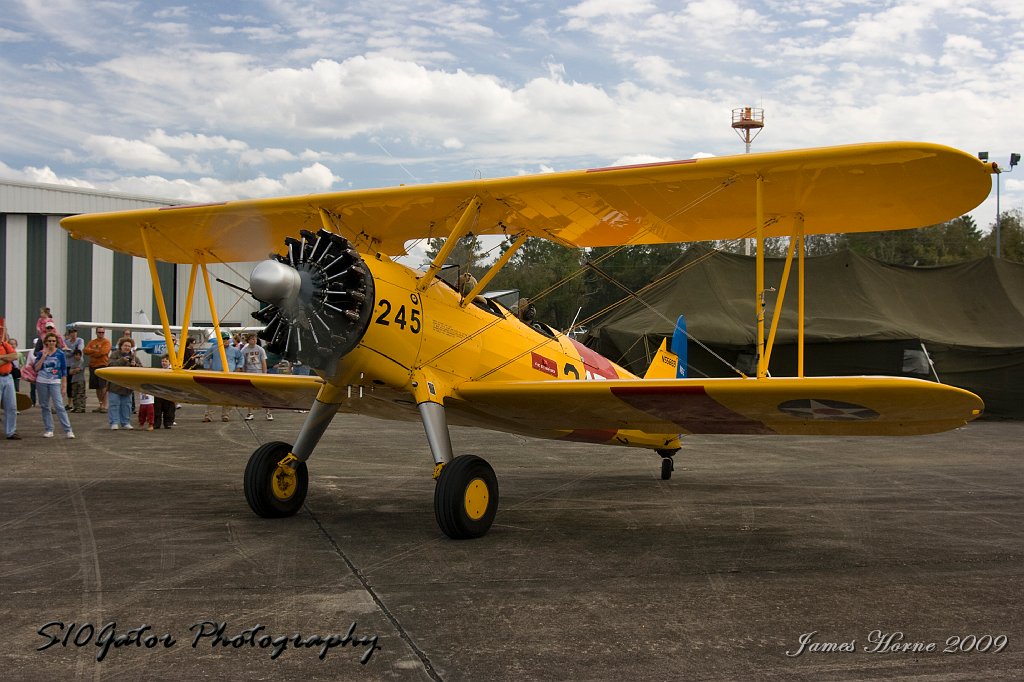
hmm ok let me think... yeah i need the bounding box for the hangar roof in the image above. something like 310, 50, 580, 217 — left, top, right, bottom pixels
0, 178, 178, 215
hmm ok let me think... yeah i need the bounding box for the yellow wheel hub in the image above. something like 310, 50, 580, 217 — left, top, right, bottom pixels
463, 478, 489, 520
272, 465, 297, 501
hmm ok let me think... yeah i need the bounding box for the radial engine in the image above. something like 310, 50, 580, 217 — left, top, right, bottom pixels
249, 229, 375, 374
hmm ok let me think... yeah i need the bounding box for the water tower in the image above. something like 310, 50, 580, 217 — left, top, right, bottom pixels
732, 107, 764, 154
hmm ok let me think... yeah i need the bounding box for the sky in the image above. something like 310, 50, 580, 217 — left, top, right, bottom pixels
2, 0, 1022, 251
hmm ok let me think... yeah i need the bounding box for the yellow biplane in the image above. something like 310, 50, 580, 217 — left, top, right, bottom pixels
60, 142, 994, 539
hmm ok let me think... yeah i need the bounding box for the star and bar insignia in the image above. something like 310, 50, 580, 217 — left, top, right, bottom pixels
777, 399, 880, 420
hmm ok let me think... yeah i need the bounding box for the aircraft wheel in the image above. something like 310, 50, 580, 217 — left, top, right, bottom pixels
661, 457, 674, 480
244, 441, 308, 518
434, 455, 499, 539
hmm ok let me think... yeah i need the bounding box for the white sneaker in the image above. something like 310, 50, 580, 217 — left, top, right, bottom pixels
66, 432, 76, 439
43, 431, 54, 438
111, 424, 119, 430
244, 413, 254, 421
123, 424, 134, 430
266, 413, 274, 421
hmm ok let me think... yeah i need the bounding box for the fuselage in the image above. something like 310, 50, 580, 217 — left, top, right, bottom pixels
322, 255, 679, 450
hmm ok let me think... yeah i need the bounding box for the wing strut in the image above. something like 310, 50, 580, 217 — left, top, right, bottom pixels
175, 264, 200, 369
460, 232, 529, 306
755, 176, 767, 378
763, 217, 798, 371
754, 187, 807, 379
797, 217, 806, 377
200, 261, 231, 372
139, 226, 179, 363
417, 197, 481, 292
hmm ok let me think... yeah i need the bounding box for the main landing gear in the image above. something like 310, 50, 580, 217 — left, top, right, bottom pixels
244, 397, 340, 519
241, 396, 500, 539
420, 401, 499, 539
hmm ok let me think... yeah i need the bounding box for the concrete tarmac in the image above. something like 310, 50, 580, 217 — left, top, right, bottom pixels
1, 406, 1022, 681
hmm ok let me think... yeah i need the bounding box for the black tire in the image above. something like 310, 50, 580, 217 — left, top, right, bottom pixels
660, 457, 674, 480
244, 441, 308, 518
434, 455, 499, 539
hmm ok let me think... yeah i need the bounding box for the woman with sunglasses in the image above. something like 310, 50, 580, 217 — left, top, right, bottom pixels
32, 332, 75, 439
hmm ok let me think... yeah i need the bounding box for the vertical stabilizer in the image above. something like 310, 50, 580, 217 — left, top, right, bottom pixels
644, 339, 679, 379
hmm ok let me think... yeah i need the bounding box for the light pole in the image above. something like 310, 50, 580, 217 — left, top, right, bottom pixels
978, 152, 1020, 258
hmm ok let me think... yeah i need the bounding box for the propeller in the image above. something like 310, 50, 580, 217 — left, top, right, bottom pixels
249, 229, 375, 373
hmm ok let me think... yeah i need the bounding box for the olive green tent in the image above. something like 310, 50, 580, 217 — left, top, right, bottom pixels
583, 247, 1024, 418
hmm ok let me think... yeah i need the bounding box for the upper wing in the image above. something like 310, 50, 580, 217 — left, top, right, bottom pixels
98, 367, 323, 409
61, 142, 992, 262
450, 376, 984, 437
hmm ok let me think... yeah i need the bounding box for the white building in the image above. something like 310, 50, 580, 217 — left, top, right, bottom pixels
0, 179, 258, 347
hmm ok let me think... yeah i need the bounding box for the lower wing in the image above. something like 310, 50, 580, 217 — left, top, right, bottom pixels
97, 367, 323, 409
451, 376, 984, 436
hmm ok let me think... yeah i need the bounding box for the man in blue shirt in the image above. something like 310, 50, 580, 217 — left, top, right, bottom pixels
202, 332, 244, 422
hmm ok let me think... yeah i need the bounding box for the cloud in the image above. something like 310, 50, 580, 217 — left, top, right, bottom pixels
0, 160, 344, 204
2, 0, 1022, 231
0, 27, 33, 42
144, 130, 249, 153
0, 160, 97, 189
238, 147, 297, 165
280, 162, 342, 193
563, 0, 656, 22
81, 135, 189, 173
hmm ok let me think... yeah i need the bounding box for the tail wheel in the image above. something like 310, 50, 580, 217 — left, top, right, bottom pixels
244, 441, 308, 518
434, 455, 499, 539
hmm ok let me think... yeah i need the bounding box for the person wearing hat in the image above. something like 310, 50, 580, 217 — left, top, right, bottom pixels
202, 331, 244, 422
62, 325, 86, 411
62, 326, 85, 363
84, 327, 111, 412
33, 320, 65, 352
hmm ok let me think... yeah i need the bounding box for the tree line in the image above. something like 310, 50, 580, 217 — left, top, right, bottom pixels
424, 210, 1024, 331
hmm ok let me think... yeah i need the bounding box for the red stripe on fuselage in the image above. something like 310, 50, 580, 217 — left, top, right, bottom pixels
568, 339, 620, 380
